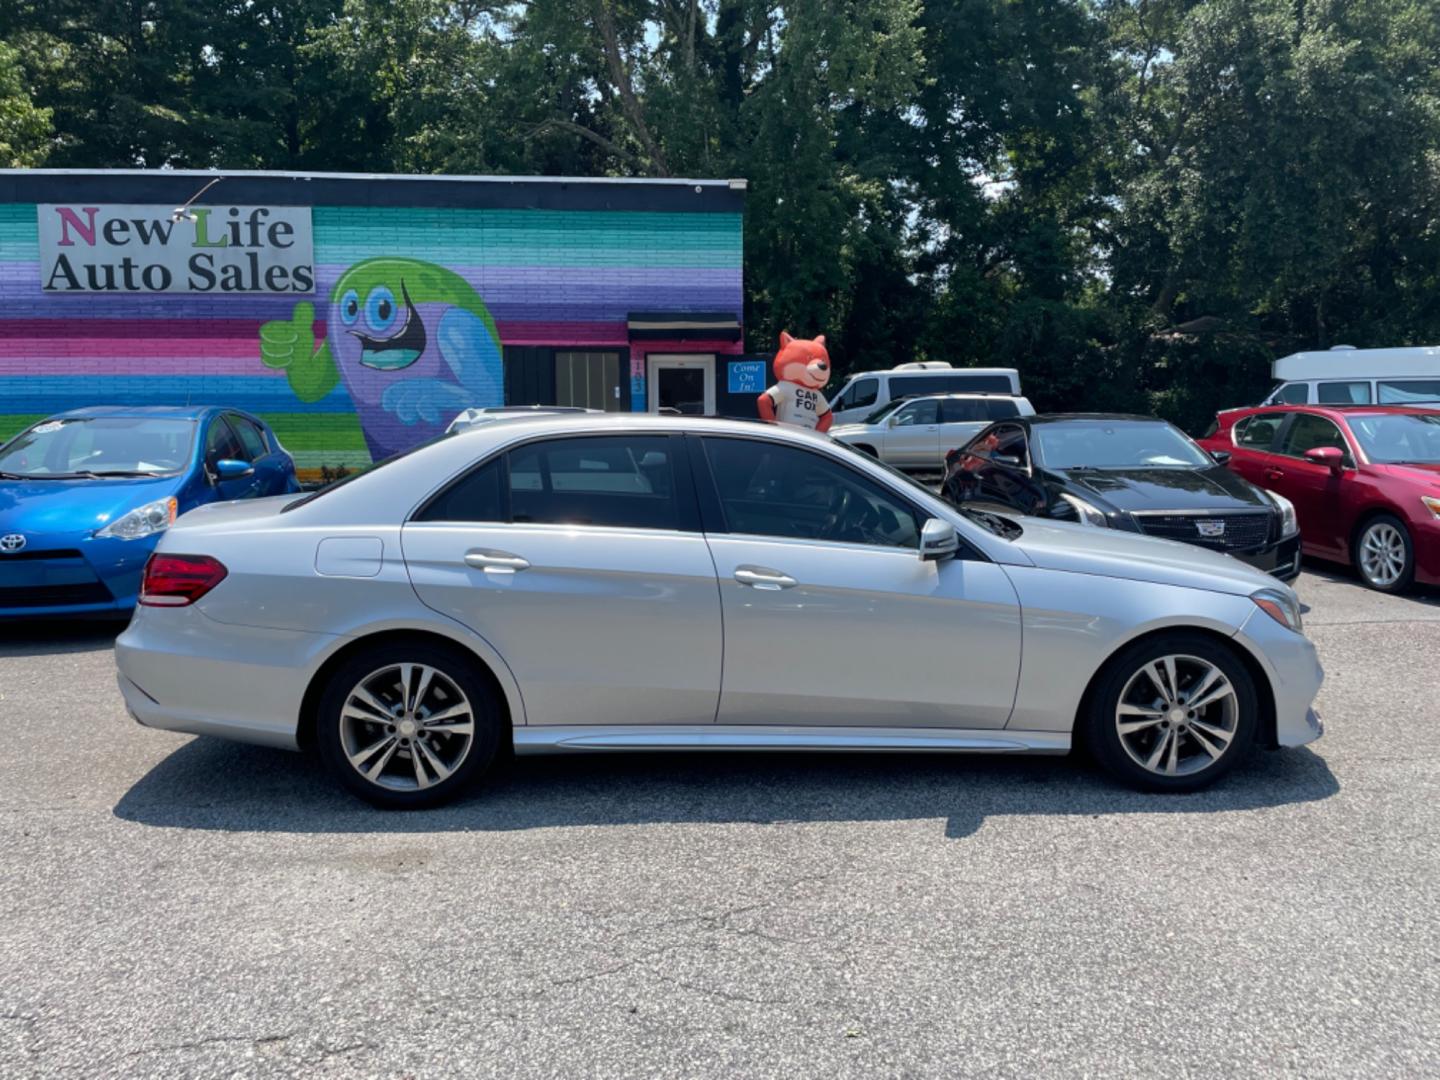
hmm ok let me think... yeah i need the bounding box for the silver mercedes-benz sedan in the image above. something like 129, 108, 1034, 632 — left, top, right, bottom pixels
115, 415, 1323, 808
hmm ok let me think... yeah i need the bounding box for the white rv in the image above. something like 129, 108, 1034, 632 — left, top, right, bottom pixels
1262, 345, 1440, 406
827, 362, 1023, 426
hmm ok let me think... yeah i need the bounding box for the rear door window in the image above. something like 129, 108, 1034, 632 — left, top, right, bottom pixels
940, 399, 986, 424
1236, 414, 1284, 450
508, 436, 682, 530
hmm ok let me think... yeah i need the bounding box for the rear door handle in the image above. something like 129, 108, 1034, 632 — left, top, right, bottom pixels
733, 566, 797, 590
464, 549, 530, 574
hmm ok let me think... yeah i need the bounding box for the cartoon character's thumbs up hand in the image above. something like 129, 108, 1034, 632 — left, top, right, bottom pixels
259, 303, 316, 370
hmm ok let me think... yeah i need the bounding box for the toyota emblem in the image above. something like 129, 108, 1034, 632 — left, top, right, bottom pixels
0, 533, 25, 553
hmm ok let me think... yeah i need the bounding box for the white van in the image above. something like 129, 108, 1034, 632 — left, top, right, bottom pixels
1262, 345, 1440, 406
827, 362, 1022, 426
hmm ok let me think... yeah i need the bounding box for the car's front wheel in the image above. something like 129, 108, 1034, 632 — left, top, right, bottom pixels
316, 641, 502, 809
1354, 514, 1414, 593
1084, 633, 1258, 792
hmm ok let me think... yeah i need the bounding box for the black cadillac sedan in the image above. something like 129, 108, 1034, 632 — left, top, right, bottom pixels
941, 414, 1302, 580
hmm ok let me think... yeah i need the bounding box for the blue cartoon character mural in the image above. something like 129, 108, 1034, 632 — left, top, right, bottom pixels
260, 258, 503, 460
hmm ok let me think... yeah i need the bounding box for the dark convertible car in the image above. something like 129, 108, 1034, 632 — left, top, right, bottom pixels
942, 414, 1303, 580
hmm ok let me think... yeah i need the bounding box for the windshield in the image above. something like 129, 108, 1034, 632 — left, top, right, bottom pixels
1034, 420, 1211, 470
0, 417, 196, 478
1347, 413, 1440, 464
282, 431, 455, 512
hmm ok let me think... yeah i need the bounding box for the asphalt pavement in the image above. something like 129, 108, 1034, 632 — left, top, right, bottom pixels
1, 565, 1438, 1077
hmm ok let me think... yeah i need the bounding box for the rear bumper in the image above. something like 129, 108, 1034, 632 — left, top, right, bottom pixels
115, 603, 340, 750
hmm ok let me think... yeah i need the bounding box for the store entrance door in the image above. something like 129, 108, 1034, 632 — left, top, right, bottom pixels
647, 354, 715, 415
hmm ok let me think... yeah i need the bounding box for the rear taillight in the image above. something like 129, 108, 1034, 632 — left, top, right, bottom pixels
139, 553, 228, 607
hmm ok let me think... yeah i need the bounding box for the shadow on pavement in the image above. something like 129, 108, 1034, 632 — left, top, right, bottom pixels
114, 737, 1339, 840
0, 617, 125, 657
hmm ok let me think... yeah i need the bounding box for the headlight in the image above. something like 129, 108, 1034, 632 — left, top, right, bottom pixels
1058, 493, 1109, 527
1423, 496, 1440, 518
1268, 490, 1299, 536
1252, 588, 1303, 633
95, 497, 177, 540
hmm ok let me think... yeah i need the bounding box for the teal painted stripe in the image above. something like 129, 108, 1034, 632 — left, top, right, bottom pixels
0, 204, 37, 258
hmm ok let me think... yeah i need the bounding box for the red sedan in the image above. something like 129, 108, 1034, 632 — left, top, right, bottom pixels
1199, 405, 1440, 592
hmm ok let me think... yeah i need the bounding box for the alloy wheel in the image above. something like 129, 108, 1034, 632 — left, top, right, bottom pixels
1114, 654, 1239, 777
339, 663, 475, 792
1359, 522, 1406, 588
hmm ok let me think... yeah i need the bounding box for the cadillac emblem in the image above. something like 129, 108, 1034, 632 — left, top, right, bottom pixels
0, 533, 25, 553
1195, 519, 1226, 539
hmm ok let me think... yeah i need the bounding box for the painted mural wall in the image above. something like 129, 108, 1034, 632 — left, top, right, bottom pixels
0, 194, 743, 474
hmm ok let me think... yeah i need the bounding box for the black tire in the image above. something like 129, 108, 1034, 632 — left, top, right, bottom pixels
1353, 513, 1415, 593
316, 640, 503, 809
1083, 632, 1258, 793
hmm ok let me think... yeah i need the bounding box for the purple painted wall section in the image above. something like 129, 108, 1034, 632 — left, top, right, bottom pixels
0, 188, 744, 473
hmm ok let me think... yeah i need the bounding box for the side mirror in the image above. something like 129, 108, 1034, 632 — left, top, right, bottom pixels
920, 517, 960, 562
992, 454, 1022, 468
1210, 450, 1232, 465
1303, 446, 1345, 473
212, 458, 254, 481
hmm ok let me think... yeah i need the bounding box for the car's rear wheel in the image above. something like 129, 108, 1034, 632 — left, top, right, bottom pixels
1084, 633, 1258, 792
316, 642, 502, 809
1354, 514, 1414, 593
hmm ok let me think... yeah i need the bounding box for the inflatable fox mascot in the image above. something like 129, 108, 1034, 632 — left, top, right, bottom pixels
756, 331, 833, 432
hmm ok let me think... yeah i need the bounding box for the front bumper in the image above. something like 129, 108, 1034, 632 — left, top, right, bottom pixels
0, 531, 157, 618
1235, 606, 1325, 748
1234, 532, 1303, 582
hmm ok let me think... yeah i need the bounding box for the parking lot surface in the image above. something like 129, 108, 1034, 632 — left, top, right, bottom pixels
1, 567, 1438, 1077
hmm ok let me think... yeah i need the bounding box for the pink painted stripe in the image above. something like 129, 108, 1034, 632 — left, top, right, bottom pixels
0, 353, 285, 376
13, 336, 263, 360
2, 318, 266, 339
633, 339, 746, 355
495, 320, 629, 346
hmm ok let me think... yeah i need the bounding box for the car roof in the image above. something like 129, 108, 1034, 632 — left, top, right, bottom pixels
48, 405, 222, 421
1218, 404, 1440, 422
1023, 413, 1167, 425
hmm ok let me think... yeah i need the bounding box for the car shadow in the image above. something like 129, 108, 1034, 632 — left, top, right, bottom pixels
0, 617, 125, 657
113, 738, 1338, 840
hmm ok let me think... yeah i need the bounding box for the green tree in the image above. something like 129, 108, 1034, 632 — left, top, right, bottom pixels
0, 40, 49, 165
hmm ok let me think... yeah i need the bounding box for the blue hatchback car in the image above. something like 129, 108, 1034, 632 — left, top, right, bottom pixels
0, 406, 299, 618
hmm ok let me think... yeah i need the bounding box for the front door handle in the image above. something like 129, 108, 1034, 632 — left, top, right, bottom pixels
733, 566, 798, 591
1265, 467, 1285, 481
464, 549, 531, 574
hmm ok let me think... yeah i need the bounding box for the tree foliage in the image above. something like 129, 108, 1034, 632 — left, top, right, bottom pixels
2, 0, 1438, 429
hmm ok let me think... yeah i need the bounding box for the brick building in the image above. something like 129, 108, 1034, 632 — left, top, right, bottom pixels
0, 169, 749, 478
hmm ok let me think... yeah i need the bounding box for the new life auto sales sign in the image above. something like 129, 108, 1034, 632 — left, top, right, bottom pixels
38, 204, 315, 293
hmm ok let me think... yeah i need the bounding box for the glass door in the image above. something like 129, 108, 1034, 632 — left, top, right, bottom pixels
647, 355, 715, 415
